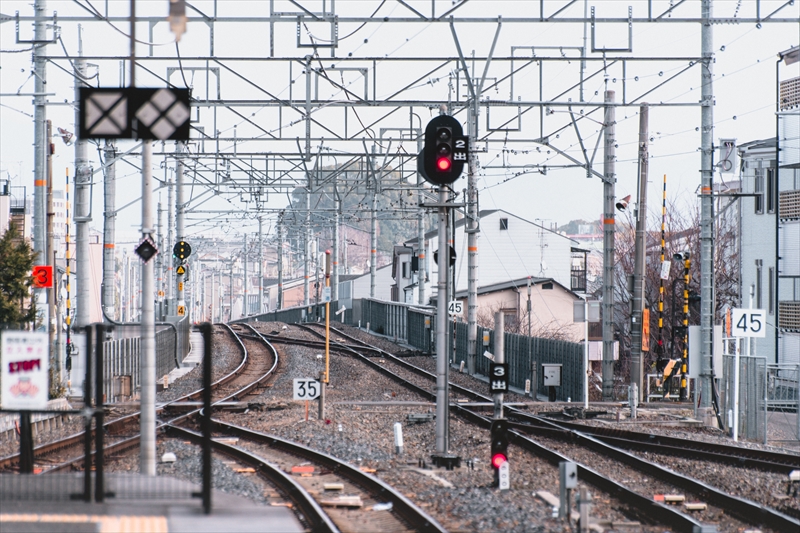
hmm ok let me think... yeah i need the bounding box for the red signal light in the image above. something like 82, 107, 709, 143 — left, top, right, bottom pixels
437, 157, 452, 171
491, 453, 507, 469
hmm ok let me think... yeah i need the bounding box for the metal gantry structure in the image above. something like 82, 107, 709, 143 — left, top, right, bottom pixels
4, 0, 799, 464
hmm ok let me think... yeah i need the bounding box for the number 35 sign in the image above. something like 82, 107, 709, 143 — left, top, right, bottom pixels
293, 378, 321, 400
730, 308, 767, 338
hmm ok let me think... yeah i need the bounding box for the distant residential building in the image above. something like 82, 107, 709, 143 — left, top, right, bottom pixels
733, 50, 800, 365
451, 277, 584, 342
737, 138, 778, 363
402, 209, 579, 305
777, 54, 800, 364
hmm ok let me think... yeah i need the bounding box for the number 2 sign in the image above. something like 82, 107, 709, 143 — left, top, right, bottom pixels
32, 265, 54, 289
731, 308, 766, 338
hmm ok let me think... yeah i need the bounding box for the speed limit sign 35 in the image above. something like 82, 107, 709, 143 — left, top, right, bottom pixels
293, 378, 321, 400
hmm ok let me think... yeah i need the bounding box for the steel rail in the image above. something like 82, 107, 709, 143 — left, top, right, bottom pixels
0, 323, 276, 472
203, 419, 447, 533
167, 425, 339, 533
293, 323, 800, 532
506, 413, 800, 474
310, 323, 800, 472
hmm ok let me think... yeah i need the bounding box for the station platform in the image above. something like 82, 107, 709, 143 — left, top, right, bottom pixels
0, 474, 303, 533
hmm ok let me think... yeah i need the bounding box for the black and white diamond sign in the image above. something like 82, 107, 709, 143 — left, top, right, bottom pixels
79, 87, 191, 141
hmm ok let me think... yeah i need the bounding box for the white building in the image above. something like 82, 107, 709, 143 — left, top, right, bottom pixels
400, 209, 578, 304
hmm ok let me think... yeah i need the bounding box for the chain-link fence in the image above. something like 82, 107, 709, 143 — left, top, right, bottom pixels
720, 354, 767, 443
766, 364, 800, 445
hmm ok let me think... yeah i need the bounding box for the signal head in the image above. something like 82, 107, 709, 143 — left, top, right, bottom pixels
420, 115, 466, 185
491, 453, 508, 469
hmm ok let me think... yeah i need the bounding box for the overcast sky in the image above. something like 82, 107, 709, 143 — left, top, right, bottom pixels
1, 1, 798, 244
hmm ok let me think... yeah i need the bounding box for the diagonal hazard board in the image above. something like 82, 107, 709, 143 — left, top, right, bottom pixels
79, 87, 191, 141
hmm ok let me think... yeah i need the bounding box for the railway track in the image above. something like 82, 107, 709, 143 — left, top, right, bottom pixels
292, 322, 800, 533
3, 322, 442, 533
0, 323, 273, 473
169, 420, 446, 533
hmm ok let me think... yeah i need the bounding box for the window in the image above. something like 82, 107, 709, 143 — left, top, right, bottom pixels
768, 267, 774, 315
766, 168, 776, 213
499, 218, 509, 230
402, 262, 409, 279
756, 259, 763, 309
755, 169, 764, 214
542, 282, 554, 290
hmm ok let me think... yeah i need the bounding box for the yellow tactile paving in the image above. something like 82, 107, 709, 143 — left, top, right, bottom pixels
0, 513, 168, 533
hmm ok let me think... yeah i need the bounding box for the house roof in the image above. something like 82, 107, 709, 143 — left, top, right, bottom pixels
737, 138, 777, 153
453, 276, 578, 299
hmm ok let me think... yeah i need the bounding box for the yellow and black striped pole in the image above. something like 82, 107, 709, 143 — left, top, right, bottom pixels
680, 256, 691, 401
65, 168, 72, 379
657, 175, 666, 364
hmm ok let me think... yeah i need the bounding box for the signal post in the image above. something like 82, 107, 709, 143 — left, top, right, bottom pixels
419, 115, 467, 470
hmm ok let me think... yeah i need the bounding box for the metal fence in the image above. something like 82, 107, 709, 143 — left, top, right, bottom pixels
766, 364, 800, 444
358, 299, 584, 402
359, 299, 418, 341
458, 324, 584, 402
97, 319, 189, 403
720, 354, 767, 443
234, 301, 335, 325
408, 307, 435, 354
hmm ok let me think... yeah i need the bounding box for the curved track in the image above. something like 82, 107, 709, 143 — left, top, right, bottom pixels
0, 323, 275, 472
171, 420, 446, 533
293, 322, 800, 533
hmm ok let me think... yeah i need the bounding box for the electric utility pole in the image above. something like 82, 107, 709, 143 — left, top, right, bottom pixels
602, 90, 617, 401
103, 141, 116, 320
74, 30, 91, 331
630, 105, 649, 404
33, 0, 48, 331
699, 0, 715, 415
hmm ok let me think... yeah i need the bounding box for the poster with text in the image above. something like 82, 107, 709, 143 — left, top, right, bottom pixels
1, 331, 49, 409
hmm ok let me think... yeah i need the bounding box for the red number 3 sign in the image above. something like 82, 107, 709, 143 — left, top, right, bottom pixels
32, 265, 54, 289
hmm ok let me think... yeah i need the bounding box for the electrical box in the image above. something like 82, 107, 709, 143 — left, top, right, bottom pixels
542, 364, 562, 387
560, 461, 578, 489
718, 138, 737, 174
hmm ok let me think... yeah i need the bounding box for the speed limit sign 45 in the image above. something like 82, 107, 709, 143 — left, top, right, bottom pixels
731, 308, 767, 337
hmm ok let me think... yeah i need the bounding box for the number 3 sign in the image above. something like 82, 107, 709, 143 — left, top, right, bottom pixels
32, 266, 54, 289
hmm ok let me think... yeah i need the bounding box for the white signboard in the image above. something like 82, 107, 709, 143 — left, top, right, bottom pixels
448, 300, 463, 316
322, 287, 331, 303
498, 461, 510, 490
293, 378, 321, 400
730, 308, 767, 338
660, 260, 672, 281
1, 331, 49, 409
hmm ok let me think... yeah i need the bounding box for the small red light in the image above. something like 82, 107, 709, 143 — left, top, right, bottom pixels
491, 453, 507, 469
437, 157, 452, 171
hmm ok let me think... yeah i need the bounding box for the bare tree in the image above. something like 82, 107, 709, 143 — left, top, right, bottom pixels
611, 199, 739, 383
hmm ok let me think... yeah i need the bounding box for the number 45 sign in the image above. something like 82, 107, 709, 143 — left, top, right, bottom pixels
731, 308, 766, 338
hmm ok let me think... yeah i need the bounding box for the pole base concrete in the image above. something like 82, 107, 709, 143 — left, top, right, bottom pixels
697, 407, 719, 428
